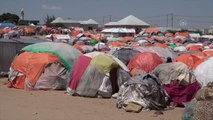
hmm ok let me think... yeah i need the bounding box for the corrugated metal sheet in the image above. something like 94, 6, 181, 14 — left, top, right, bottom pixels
0, 38, 49, 72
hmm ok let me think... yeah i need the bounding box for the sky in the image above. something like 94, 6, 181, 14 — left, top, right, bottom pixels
0, 0, 213, 29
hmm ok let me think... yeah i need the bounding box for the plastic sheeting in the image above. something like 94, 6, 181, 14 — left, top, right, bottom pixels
134, 46, 177, 61
75, 64, 106, 97
153, 62, 196, 85
8, 52, 61, 89
34, 63, 69, 90
67, 55, 92, 93
194, 57, 213, 87
110, 47, 140, 65
22, 42, 81, 72
117, 74, 168, 110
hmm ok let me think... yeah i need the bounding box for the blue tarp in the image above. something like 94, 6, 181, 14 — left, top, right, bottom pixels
0, 23, 15, 27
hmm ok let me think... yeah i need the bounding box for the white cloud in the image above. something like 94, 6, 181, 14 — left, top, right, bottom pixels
41, 4, 62, 10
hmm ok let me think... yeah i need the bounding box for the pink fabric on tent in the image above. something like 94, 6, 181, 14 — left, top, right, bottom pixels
163, 80, 201, 106
68, 55, 92, 90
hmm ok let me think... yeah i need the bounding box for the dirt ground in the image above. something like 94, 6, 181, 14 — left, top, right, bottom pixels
0, 78, 184, 120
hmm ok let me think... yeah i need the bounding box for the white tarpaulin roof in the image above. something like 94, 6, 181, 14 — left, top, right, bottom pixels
80, 19, 98, 25
201, 35, 213, 39
51, 17, 65, 23
55, 35, 70, 40
101, 28, 135, 33
189, 33, 201, 38
105, 15, 149, 26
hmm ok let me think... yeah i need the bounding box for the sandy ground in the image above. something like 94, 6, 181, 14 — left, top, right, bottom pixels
0, 78, 184, 120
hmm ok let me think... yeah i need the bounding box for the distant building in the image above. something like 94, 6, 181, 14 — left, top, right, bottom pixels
104, 15, 150, 34
51, 17, 99, 30
24, 20, 40, 25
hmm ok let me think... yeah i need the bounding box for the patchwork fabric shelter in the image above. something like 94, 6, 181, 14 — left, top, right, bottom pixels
67, 53, 126, 97
8, 52, 68, 90
22, 42, 81, 72
8, 42, 81, 90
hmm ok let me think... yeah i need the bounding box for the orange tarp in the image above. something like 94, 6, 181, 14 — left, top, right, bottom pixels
174, 54, 201, 69
175, 32, 189, 37
122, 36, 134, 42
145, 29, 158, 34
108, 41, 126, 47
203, 51, 213, 57
9, 52, 60, 89
154, 42, 169, 49
192, 52, 206, 59
73, 44, 84, 53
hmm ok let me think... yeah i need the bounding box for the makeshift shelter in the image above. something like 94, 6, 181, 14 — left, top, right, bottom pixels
8, 52, 68, 90
152, 62, 196, 85
187, 45, 203, 51
174, 54, 201, 69
8, 42, 81, 90
0, 38, 48, 72
134, 46, 177, 62
117, 74, 168, 112
194, 57, 213, 87
67, 53, 128, 98
21, 42, 81, 72
101, 28, 135, 38
109, 47, 140, 65
127, 52, 163, 76
104, 15, 150, 33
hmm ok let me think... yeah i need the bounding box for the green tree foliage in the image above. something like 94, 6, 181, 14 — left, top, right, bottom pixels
18, 20, 28, 25
44, 15, 66, 28
0, 13, 19, 24
44, 15, 56, 27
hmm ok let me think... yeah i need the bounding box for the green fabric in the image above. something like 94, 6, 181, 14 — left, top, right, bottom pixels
91, 39, 98, 45
22, 42, 81, 72
169, 43, 177, 48
91, 55, 118, 74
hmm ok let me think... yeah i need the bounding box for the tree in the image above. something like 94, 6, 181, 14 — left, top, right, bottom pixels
44, 15, 56, 27
17, 20, 28, 25
0, 13, 19, 24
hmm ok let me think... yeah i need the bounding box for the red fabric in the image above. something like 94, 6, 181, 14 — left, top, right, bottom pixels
187, 45, 203, 51
203, 51, 213, 57
145, 29, 158, 34
175, 32, 189, 37
68, 55, 91, 90
154, 42, 169, 49
128, 52, 163, 75
164, 80, 200, 105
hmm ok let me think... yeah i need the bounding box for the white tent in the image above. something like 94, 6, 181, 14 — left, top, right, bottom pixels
51, 17, 65, 24
101, 28, 135, 33
80, 19, 98, 25
105, 15, 149, 27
